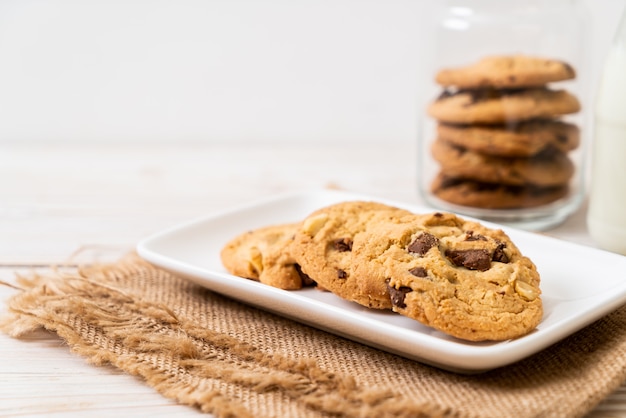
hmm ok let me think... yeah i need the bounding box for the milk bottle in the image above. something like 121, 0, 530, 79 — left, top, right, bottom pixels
587, 9, 626, 255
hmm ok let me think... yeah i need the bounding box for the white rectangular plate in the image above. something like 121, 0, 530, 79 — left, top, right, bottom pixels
137, 190, 626, 373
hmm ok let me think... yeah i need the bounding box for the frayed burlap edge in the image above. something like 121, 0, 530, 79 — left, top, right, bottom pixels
0, 254, 450, 418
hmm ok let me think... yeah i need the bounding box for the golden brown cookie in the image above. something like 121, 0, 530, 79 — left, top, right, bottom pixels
289, 201, 415, 309
435, 55, 576, 89
431, 139, 574, 187
436, 120, 580, 157
430, 173, 569, 209
355, 212, 543, 341
427, 88, 581, 124
220, 223, 313, 290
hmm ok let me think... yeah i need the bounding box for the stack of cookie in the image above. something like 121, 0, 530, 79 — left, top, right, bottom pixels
426, 55, 581, 209
221, 201, 543, 341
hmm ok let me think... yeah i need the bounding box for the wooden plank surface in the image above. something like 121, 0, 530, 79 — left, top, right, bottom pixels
0, 141, 622, 417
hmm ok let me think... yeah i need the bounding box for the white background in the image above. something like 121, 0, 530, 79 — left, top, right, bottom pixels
0, 0, 623, 144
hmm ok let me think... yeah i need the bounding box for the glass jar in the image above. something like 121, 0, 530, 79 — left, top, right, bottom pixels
417, 0, 590, 230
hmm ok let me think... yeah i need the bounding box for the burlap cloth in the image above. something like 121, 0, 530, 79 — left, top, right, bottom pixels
2, 253, 626, 418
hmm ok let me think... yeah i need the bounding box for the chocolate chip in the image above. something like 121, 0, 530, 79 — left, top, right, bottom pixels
438, 176, 465, 189
408, 233, 438, 256
499, 88, 527, 97
337, 269, 347, 279
445, 249, 491, 271
295, 264, 316, 287
562, 62, 576, 77
453, 144, 468, 155
465, 231, 487, 241
536, 146, 559, 159
492, 242, 510, 263
437, 87, 527, 104
386, 283, 412, 309
437, 89, 455, 100
334, 238, 353, 252
467, 88, 525, 104
409, 267, 428, 277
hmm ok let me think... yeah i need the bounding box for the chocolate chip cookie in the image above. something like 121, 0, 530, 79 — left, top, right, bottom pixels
430, 173, 569, 209
289, 201, 415, 309
427, 87, 581, 124
435, 55, 576, 89
220, 223, 313, 290
431, 138, 575, 187
436, 120, 580, 157
356, 212, 543, 341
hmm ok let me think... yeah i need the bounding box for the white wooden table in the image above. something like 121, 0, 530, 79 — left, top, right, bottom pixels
1, 141, 624, 417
